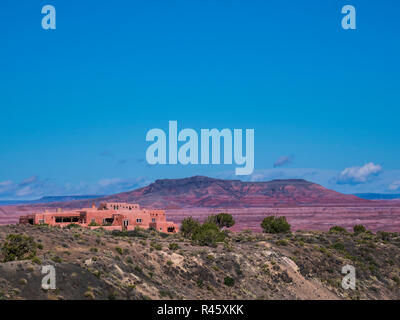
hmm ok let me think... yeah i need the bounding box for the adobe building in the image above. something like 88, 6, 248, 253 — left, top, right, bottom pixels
19, 202, 178, 233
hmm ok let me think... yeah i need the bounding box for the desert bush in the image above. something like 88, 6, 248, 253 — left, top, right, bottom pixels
88, 221, 100, 227
331, 242, 345, 251
134, 265, 143, 273
159, 290, 173, 299
51, 256, 62, 263
1, 234, 37, 262
108, 292, 117, 300
111, 227, 149, 239
224, 276, 235, 287
126, 257, 133, 264
261, 216, 291, 234
169, 243, 179, 251
191, 222, 225, 247
115, 247, 123, 255
329, 226, 347, 233
34, 223, 50, 228
353, 225, 366, 234
65, 223, 81, 229
84, 291, 95, 299
31, 256, 42, 265
392, 276, 400, 285
150, 241, 162, 250
276, 239, 289, 246
206, 213, 235, 229
159, 232, 170, 238
377, 231, 391, 241
180, 217, 201, 238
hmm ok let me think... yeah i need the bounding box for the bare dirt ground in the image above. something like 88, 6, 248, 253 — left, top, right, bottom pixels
0, 224, 399, 300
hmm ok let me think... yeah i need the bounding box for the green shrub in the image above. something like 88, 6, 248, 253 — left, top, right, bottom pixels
88, 222, 100, 227
108, 292, 117, 300
150, 242, 162, 250
206, 213, 235, 229
191, 222, 225, 247
159, 232, 169, 238
115, 247, 123, 255
329, 226, 347, 233
159, 290, 173, 299
84, 291, 95, 299
31, 256, 42, 265
276, 239, 289, 246
224, 276, 235, 287
65, 223, 81, 229
169, 243, 179, 251
134, 265, 142, 273
111, 226, 149, 239
126, 257, 133, 264
261, 216, 291, 234
51, 256, 62, 263
332, 242, 345, 251
377, 231, 391, 241
180, 217, 201, 238
93, 270, 101, 278
1, 234, 37, 262
353, 225, 366, 234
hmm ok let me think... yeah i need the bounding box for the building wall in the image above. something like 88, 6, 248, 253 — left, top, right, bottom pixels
18, 202, 178, 233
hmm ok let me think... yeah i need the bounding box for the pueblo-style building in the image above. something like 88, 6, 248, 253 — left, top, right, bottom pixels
19, 202, 178, 233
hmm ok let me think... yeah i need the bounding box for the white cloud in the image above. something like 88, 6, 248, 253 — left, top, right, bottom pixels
18, 176, 38, 187
389, 180, 400, 191
337, 162, 383, 185
0, 176, 149, 200
0, 180, 14, 195
16, 186, 34, 197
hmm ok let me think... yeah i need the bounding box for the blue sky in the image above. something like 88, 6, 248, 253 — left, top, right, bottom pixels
1, 0, 400, 199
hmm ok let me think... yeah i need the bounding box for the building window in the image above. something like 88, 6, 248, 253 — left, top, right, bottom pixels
123, 220, 129, 227
152, 218, 156, 223
38, 219, 45, 224
91, 218, 95, 223
136, 219, 142, 223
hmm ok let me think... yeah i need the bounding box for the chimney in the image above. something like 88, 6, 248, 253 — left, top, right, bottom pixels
56, 208, 62, 213
92, 203, 96, 209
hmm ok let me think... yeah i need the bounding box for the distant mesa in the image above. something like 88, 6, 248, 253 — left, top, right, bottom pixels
25, 175, 371, 209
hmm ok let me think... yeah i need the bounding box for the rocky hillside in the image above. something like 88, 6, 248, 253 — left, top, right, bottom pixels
0, 224, 399, 300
